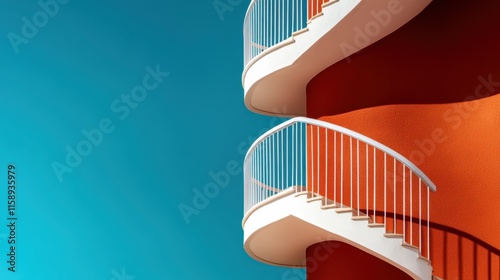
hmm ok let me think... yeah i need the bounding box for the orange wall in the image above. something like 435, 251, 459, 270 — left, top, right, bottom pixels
313, 96, 500, 279
305, 0, 500, 278
307, 0, 500, 118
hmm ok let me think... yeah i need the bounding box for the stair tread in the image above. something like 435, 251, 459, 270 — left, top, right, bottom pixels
335, 207, 353, 213
352, 216, 370, 221
294, 191, 309, 197
402, 243, 420, 251
306, 196, 323, 202
367, 223, 385, 228
322, 0, 339, 8
321, 204, 338, 209
384, 233, 404, 239
307, 12, 324, 23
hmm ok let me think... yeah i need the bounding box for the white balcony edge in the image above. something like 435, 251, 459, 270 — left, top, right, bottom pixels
242, 191, 433, 279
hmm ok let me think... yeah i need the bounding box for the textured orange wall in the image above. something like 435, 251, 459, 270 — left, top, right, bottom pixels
305, 0, 500, 278
316, 96, 500, 278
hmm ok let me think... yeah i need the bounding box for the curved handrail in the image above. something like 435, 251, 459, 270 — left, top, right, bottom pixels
243, 0, 328, 67
245, 117, 436, 192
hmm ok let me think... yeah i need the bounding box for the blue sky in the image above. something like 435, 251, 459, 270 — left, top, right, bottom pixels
0, 0, 301, 279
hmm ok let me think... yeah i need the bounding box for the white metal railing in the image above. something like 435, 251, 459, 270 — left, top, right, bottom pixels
243, 0, 329, 67
243, 117, 436, 261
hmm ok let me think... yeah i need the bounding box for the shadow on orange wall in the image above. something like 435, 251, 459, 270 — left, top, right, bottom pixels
306, 221, 500, 279
306, 0, 500, 118
310, 91, 500, 279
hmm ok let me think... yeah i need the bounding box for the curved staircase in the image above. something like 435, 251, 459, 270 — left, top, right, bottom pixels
242, 117, 436, 279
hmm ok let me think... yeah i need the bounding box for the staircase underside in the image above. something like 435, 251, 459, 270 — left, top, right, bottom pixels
242, 188, 432, 279
243, 0, 432, 117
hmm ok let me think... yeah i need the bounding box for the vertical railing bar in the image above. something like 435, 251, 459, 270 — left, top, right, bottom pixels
253, 147, 256, 208
273, 0, 276, 45
295, 123, 300, 186
278, 130, 289, 189
384, 152, 387, 227
277, 0, 280, 45
259, 140, 263, 203
403, 164, 406, 243
357, 139, 360, 216
286, 125, 289, 189
334, 131, 337, 204
301, 122, 303, 189
350, 136, 353, 212
317, 125, 320, 195
427, 186, 430, 261
410, 170, 413, 246
292, 124, 295, 188
419, 178, 422, 256
306, 0, 309, 20
300, 0, 303, 27
366, 143, 368, 218
325, 128, 328, 204
272, 133, 275, 195
310, 125, 314, 194
393, 157, 396, 233
340, 133, 343, 206
373, 146, 376, 222
270, 0, 273, 47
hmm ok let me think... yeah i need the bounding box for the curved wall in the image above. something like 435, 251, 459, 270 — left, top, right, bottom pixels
305, 0, 500, 278
306, 0, 500, 117
306, 241, 413, 279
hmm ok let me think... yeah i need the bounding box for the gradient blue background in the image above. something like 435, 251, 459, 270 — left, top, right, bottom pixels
0, 1, 304, 279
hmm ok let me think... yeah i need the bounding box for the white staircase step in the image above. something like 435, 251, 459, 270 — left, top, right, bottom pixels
335, 207, 353, 213
367, 223, 385, 228
384, 233, 404, 239
352, 215, 371, 221
306, 196, 323, 203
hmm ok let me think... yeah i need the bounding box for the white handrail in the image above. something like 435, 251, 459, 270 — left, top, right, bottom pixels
246, 117, 436, 192
243, 117, 436, 261
243, 0, 328, 66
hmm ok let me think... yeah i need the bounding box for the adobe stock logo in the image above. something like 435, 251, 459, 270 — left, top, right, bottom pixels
7, 0, 70, 54
213, 0, 242, 21
111, 267, 135, 280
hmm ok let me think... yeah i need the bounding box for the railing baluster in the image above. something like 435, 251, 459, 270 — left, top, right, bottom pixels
403, 164, 406, 243
357, 139, 360, 216
366, 143, 368, 218
340, 133, 343, 207
325, 128, 328, 204
384, 153, 386, 228
286, 124, 289, 188
310, 125, 313, 193
419, 178, 422, 256
292, 124, 295, 188
394, 157, 396, 233
410, 170, 413, 246
427, 186, 430, 261
334, 131, 337, 204
373, 147, 376, 223
350, 136, 353, 211
317, 125, 320, 195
